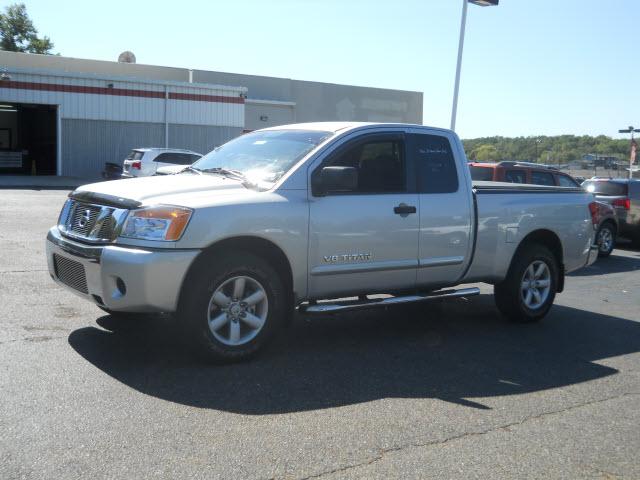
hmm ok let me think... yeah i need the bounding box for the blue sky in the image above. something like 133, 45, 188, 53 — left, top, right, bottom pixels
12, 0, 638, 139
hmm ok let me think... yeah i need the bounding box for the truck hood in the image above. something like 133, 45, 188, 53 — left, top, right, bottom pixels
73, 173, 251, 207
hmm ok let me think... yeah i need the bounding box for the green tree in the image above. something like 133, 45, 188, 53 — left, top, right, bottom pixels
0, 3, 54, 54
463, 135, 630, 165
471, 144, 501, 162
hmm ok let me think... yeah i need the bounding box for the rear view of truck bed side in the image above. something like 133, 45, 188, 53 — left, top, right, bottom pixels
452, 181, 597, 325
465, 182, 596, 285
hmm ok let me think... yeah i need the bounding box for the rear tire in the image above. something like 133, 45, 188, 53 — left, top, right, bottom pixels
596, 222, 615, 257
494, 244, 558, 323
179, 251, 287, 363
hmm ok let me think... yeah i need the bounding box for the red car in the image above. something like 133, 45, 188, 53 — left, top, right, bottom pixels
468, 161, 581, 187
469, 162, 618, 256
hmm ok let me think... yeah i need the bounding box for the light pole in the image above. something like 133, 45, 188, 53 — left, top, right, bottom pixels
450, 0, 499, 131
619, 126, 640, 179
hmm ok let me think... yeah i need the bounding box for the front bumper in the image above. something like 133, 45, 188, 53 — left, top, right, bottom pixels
46, 227, 200, 313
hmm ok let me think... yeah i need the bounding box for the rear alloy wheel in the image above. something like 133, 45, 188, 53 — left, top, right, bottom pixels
494, 244, 558, 323
596, 223, 615, 257
520, 260, 552, 310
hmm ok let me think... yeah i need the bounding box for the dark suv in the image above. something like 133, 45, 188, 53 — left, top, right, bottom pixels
582, 178, 640, 246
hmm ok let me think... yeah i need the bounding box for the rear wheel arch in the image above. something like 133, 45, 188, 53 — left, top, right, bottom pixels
510, 229, 564, 292
600, 219, 617, 235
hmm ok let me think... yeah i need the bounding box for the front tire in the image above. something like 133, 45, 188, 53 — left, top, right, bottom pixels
494, 244, 558, 323
179, 251, 287, 363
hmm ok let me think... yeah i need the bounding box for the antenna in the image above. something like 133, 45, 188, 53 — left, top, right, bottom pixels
117, 51, 136, 64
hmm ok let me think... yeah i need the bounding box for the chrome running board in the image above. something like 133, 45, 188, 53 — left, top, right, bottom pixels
299, 287, 480, 314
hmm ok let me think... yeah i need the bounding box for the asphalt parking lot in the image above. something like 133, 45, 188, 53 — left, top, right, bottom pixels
1, 188, 639, 480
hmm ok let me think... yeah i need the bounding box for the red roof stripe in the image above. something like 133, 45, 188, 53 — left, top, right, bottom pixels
0, 80, 244, 104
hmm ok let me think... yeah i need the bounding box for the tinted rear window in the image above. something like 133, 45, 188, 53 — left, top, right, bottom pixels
410, 134, 458, 193
557, 174, 579, 188
505, 169, 526, 183
126, 150, 144, 160
531, 171, 555, 186
469, 166, 494, 181
583, 181, 628, 196
154, 152, 199, 165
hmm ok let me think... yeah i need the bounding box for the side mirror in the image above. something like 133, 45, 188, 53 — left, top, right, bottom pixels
316, 166, 358, 195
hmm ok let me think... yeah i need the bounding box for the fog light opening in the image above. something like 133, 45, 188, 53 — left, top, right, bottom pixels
115, 277, 127, 296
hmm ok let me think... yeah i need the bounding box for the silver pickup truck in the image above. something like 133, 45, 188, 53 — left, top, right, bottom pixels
47, 122, 599, 362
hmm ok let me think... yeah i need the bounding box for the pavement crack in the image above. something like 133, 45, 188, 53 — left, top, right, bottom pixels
295, 392, 639, 480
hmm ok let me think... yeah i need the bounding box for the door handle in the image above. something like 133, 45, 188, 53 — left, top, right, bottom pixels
394, 203, 416, 215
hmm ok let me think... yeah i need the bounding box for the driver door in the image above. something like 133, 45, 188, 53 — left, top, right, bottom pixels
307, 133, 420, 299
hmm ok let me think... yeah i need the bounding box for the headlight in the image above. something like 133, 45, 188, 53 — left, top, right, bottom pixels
58, 198, 73, 229
121, 206, 192, 241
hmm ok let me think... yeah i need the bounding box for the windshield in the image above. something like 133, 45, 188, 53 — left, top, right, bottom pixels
582, 181, 628, 196
192, 129, 332, 186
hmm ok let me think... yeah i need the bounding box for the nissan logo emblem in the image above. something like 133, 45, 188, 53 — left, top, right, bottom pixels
77, 209, 91, 228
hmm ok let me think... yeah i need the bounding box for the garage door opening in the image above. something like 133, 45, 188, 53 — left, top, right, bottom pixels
0, 103, 57, 175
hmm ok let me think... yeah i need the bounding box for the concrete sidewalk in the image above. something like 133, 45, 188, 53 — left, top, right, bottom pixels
0, 175, 96, 189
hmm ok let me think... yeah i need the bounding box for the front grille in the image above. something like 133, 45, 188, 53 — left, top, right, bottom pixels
63, 200, 119, 242
68, 203, 102, 237
53, 254, 88, 294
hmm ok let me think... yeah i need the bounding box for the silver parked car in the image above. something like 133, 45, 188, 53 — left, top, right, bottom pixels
121, 148, 202, 178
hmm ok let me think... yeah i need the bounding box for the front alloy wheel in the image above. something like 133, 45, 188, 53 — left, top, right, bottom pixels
180, 251, 287, 363
207, 275, 269, 346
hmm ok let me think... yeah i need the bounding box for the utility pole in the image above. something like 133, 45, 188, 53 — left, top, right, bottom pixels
450, 0, 499, 131
618, 126, 640, 179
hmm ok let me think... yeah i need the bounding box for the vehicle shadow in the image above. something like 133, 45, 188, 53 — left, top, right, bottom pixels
614, 240, 640, 254
569, 251, 640, 277
68, 294, 640, 414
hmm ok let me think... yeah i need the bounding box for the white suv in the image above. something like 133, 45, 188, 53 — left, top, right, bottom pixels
122, 148, 202, 177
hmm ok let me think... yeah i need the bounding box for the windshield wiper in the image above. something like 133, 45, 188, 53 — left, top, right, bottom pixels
200, 167, 246, 181
199, 167, 263, 189
182, 165, 203, 175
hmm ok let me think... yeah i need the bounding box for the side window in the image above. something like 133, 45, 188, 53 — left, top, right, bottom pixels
153, 153, 177, 164
153, 153, 195, 165
505, 169, 526, 183
531, 171, 555, 186
469, 166, 494, 181
174, 153, 197, 165
326, 138, 406, 193
409, 134, 458, 193
557, 174, 578, 188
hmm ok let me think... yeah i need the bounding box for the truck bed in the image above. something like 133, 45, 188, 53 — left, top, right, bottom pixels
463, 181, 593, 284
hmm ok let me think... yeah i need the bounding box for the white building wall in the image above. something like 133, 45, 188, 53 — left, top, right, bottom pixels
0, 69, 245, 127
0, 68, 247, 177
